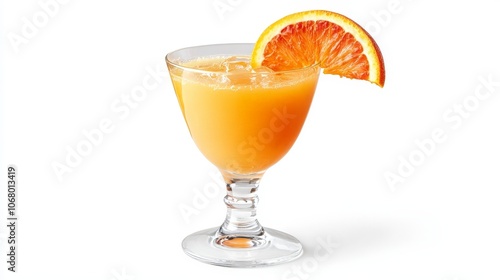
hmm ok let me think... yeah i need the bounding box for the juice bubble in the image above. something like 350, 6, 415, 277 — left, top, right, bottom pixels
250, 66, 273, 87
218, 56, 252, 85
220, 56, 252, 73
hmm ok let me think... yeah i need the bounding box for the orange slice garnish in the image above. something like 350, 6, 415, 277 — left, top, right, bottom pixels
251, 10, 385, 87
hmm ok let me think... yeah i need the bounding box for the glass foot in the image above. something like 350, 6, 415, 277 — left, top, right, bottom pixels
182, 227, 303, 267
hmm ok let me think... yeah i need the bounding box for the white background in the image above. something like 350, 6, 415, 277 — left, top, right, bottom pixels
1, 0, 500, 279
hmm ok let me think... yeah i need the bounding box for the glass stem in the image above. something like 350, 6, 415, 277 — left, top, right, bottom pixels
217, 172, 265, 243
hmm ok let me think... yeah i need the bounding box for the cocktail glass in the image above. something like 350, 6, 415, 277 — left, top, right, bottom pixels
166, 43, 320, 267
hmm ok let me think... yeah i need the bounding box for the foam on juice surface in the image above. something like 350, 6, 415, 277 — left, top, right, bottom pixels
174, 56, 314, 89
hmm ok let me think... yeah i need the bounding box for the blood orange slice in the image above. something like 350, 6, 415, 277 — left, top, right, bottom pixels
251, 10, 385, 87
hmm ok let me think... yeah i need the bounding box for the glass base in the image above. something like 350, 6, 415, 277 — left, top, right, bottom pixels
182, 227, 303, 267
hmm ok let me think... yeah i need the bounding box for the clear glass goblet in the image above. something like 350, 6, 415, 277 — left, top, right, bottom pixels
166, 43, 320, 267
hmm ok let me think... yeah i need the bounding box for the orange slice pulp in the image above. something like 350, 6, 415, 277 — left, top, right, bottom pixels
251, 10, 385, 87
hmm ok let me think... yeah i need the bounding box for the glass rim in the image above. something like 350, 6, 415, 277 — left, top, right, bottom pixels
165, 43, 320, 75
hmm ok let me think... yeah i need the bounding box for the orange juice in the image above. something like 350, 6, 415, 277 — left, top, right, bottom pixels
169, 56, 319, 174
